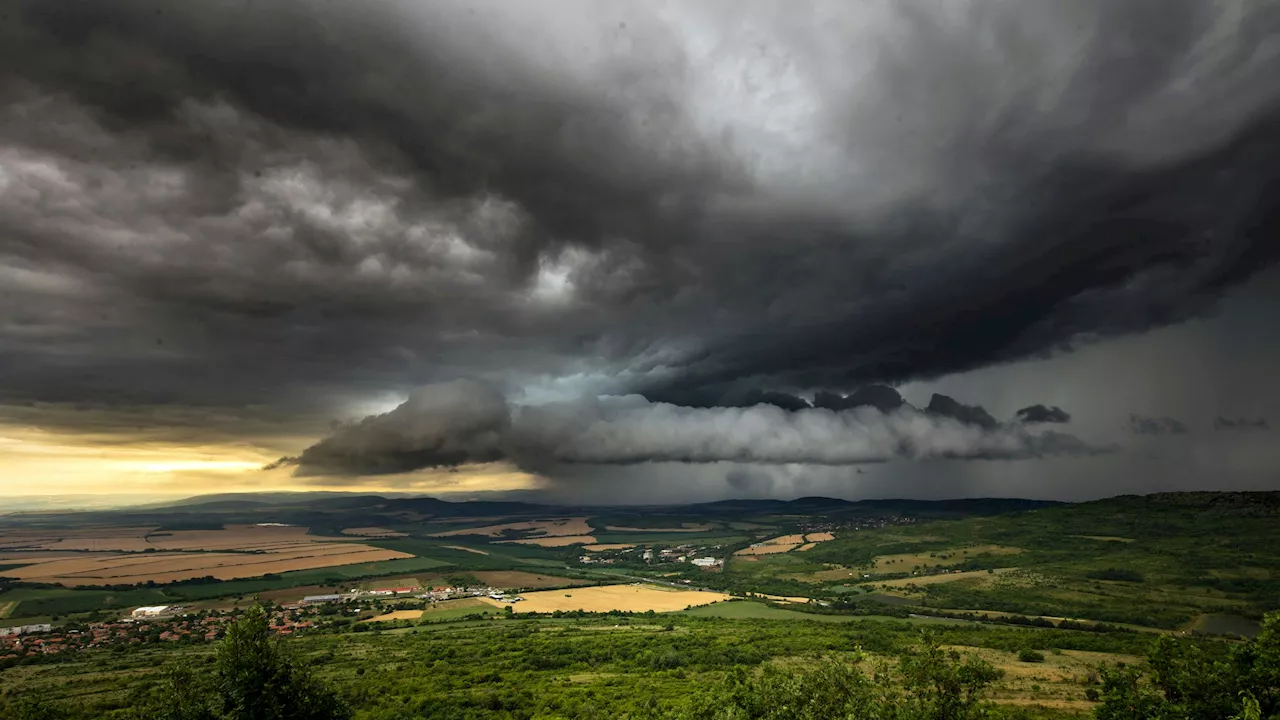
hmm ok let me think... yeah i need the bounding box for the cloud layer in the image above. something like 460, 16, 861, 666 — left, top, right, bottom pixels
287, 381, 1105, 477
2, 0, 1279, 415
2, 1, 1279, 499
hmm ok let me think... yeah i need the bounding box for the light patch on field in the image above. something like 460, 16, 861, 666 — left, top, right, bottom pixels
368, 610, 423, 622
797, 543, 817, 551
756, 593, 814, 604
502, 535, 596, 547
953, 645, 1140, 709
804, 533, 835, 542
1073, 535, 1135, 543
871, 545, 1023, 572
423, 597, 493, 614
429, 517, 592, 538
502, 583, 731, 613
0, 601, 16, 619
734, 534, 808, 555
603, 523, 714, 532
734, 544, 799, 555
341, 527, 407, 538
442, 545, 490, 555
785, 566, 862, 583
876, 567, 1016, 589
584, 544, 635, 551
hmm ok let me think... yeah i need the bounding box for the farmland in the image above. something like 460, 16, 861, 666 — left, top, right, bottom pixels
0, 524, 411, 585
428, 517, 593, 538
0, 491, 1277, 640
2, 491, 1279, 719
501, 584, 733, 614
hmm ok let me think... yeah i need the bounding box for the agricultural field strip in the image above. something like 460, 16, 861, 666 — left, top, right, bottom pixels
502, 535, 597, 547
26, 547, 401, 579
491, 583, 732, 614
24, 550, 416, 586
602, 524, 714, 532
3, 542, 394, 576
873, 567, 1018, 588
429, 517, 593, 538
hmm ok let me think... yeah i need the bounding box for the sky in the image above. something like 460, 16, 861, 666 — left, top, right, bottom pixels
1, 0, 1278, 506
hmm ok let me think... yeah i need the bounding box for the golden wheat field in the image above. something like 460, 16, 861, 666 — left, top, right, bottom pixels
368, 610, 424, 622
495, 584, 731, 614
583, 544, 635, 551
0, 524, 410, 586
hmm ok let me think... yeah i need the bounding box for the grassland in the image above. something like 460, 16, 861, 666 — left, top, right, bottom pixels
428, 517, 593, 538
505, 584, 733, 614
2, 603, 1184, 719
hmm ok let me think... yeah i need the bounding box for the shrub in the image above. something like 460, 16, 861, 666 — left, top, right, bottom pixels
1018, 649, 1046, 663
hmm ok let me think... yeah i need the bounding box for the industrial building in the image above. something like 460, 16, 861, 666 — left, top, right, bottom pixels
131, 606, 172, 618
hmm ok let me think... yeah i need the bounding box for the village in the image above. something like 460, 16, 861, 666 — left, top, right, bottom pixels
0, 582, 519, 662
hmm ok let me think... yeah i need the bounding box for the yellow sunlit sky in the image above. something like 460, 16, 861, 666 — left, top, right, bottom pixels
0, 425, 546, 503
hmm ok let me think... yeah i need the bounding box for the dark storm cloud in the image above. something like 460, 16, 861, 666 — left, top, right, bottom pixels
1, 0, 1279, 422
294, 380, 510, 475
1016, 405, 1072, 425
1129, 414, 1190, 436
814, 386, 906, 414
288, 381, 1109, 477
1214, 416, 1270, 431
925, 394, 998, 430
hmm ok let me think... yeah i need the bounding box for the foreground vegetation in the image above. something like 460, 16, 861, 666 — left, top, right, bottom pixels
3, 602, 1278, 719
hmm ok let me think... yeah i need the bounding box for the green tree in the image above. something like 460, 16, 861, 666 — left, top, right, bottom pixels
211, 605, 351, 720
1095, 612, 1280, 720
0, 695, 79, 720
126, 605, 350, 720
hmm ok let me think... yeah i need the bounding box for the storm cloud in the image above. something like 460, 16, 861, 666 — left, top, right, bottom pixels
1129, 414, 1191, 436
2, 0, 1280, 411
1016, 405, 1072, 425
288, 382, 1107, 477
1214, 416, 1271, 431
2, 0, 1279, 499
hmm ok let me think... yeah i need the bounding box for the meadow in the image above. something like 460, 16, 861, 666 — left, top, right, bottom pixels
4, 600, 1236, 719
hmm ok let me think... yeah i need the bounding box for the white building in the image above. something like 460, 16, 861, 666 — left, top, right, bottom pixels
0, 624, 51, 637
691, 557, 721, 568
131, 605, 171, 618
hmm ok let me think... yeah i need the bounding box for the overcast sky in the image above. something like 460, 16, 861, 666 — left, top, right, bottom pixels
2, 0, 1278, 505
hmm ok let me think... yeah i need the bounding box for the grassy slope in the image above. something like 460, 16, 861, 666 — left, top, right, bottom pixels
757, 492, 1280, 630
1, 613, 1168, 719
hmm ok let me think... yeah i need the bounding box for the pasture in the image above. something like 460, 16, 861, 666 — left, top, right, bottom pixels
340, 527, 407, 538
874, 567, 1017, 589
869, 545, 1023, 573
440, 545, 489, 555
504, 584, 732, 614
428, 517, 593, 538
503, 535, 597, 547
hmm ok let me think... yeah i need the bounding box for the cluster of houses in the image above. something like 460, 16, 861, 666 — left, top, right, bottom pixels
578, 544, 725, 570
0, 606, 326, 661
302, 583, 522, 606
